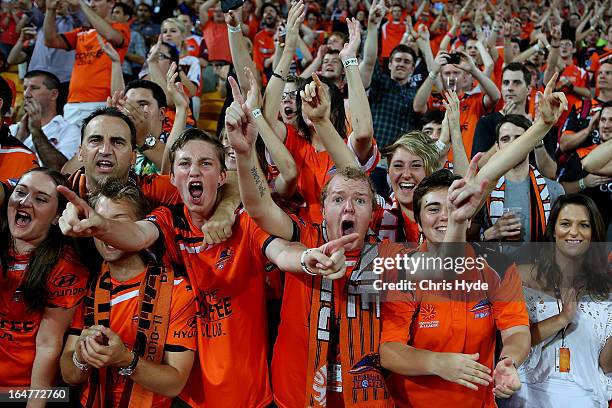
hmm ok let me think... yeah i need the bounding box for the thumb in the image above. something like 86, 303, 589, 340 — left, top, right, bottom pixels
99, 326, 120, 343
469, 353, 480, 361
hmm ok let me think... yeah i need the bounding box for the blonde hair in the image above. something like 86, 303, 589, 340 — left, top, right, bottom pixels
381, 131, 440, 176
162, 18, 188, 37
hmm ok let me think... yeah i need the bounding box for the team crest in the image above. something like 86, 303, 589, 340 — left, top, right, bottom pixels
470, 299, 492, 319
215, 248, 234, 269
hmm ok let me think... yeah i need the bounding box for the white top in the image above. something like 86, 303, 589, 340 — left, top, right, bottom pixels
515, 286, 612, 406
9, 115, 81, 165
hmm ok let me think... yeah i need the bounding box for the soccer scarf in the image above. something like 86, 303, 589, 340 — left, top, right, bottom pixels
376, 192, 422, 245
84, 262, 174, 408
487, 166, 551, 242
305, 228, 394, 407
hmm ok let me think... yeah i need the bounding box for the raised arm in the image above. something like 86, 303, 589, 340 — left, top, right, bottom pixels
360, 0, 386, 89
226, 8, 258, 93
543, 25, 561, 85
414, 53, 449, 114
225, 93, 295, 240
444, 90, 469, 176
302, 74, 358, 170
235, 70, 298, 197
199, 0, 217, 26
99, 35, 125, 96
44, 0, 70, 49
162, 63, 189, 174
74, 0, 124, 46
340, 18, 374, 163
456, 50, 500, 110
262, 0, 305, 141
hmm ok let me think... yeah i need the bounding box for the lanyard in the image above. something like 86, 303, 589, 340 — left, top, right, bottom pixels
554, 286, 566, 347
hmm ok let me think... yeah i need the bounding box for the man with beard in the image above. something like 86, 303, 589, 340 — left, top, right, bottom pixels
58, 127, 353, 408
253, 2, 279, 81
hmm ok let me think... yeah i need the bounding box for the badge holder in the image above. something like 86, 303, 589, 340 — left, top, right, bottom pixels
554, 287, 570, 373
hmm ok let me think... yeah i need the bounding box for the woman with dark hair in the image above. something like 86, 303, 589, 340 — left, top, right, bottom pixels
261, 3, 378, 223
504, 193, 612, 407
0, 168, 88, 399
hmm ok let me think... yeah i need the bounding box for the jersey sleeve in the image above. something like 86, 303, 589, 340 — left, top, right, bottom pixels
347, 133, 380, 174
46, 252, 89, 309
165, 277, 197, 352
112, 22, 131, 59
146, 206, 182, 266
561, 105, 584, 134
60, 28, 78, 50
380, 290, 418, 344
241, 212, 276, 257
139, 174, 181, 207
489, 264, 529, 331
67, 301, 85, 336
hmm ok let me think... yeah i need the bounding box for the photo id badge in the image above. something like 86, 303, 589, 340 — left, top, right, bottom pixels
555, 347, 570, 373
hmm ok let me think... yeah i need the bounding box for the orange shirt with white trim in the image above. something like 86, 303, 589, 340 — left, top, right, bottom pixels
147, 206, 274, 408
70, 265, 196, 408
380, 245, 529, 408
0, 247, 88, 387
283, 124, 380, 224
61, 23, 130, 103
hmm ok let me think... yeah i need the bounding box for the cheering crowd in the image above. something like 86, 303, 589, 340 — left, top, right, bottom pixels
0, 0, 611, 406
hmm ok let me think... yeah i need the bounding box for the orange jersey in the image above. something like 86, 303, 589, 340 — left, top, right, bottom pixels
71, 266, 196, 408
381, 21, 407, 58
61, 23, 131, 103
68, 168, 181, 209
0, 125, 38, 185
380, 246, 529, 408
184, 36, 201, 58
272, 221, 396, 408
428, 92, 488, 158
555, 64, 588, 127
201, 21, 231, 63
283, 125, 380, 224
147, 206, 274, 408
253, 29, 275, 73
0, 247, 88, 387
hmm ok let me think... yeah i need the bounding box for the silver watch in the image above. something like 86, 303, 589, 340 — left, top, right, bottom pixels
141, 134, 157, 151
118, 351, 139, 376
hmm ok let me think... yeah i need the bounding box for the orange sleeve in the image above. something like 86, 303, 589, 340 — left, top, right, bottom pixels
68, 301, 85, 333
146, 206, 182, 266
46, 253, 89, 309
380, 290, 418, 344
61, 28, 78, 50
165, 279, 197, 351
242, 212, 275, 254
112, 22, 131, 60
139, 174, 181, 207
490, 264, 529, 330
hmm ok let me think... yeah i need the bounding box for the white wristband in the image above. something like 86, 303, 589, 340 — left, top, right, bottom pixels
343, 58, 358, 68
251, 108, 262, 118
428, 71, 438, 81
300, 248, 318, 275
435, 139, 447, 152
579, 178, 586, 191
227, 25, 242, 33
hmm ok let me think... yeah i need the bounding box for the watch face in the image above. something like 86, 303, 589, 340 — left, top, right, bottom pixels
145, 136, 156, 147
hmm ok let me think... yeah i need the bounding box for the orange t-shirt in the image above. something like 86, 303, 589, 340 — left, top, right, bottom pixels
201, 21, 231, 63
61, 23, 130, 103
428, 92, 488, 159
282, 125, 380, 224
0, 247, 88, 387
380, 246, 529, 408
253, 29, 275, 73
555, 64, 588, 127
0, 125, 38, 185
71, 265, 196, 408
184, 36, 201, 58
147, 206, 274, 408
381, 21, 407, 58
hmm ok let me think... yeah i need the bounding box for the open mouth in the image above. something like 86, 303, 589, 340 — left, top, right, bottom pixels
341, 220, 355, 236
399, 182, 416, 192
96, 160, 114, 173
283, 107, 295, 117
15, 210, 32, 228
565, 239, 583, 245
435, 226, 447, 233
188, 181, 204, 202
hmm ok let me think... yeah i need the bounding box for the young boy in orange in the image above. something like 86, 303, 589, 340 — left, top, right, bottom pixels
60, 180, 196, 408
